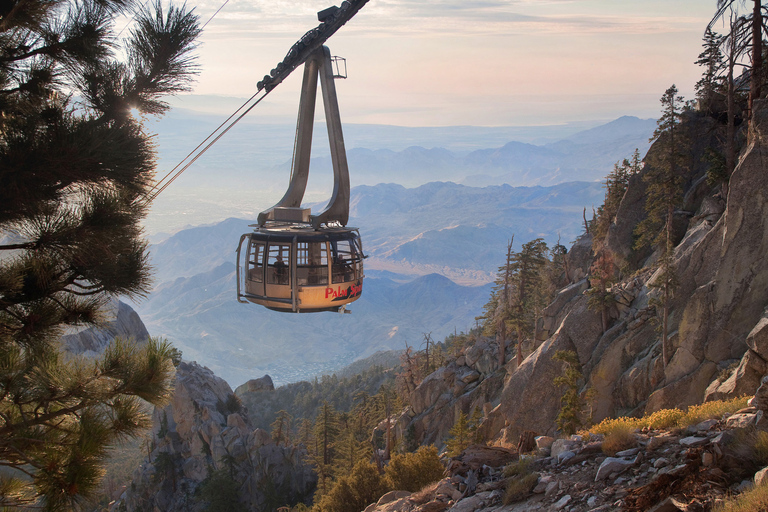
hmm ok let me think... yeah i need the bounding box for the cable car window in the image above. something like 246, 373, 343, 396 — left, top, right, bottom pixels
249, 242, 265, 283
297, 242, 328, 286
331, 239, 360, 283
354, 237, 364, 278
267, 244, 290, 285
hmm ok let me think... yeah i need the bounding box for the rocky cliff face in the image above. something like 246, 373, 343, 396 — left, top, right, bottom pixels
396, 101, 768, 449
115, 361, 315, 511
60, 299, 150, 355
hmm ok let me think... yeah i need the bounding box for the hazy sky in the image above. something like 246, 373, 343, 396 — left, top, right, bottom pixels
156, 0, 718, 126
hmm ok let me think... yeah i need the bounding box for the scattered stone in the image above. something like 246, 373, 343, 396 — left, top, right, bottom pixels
679, 436, 708, 447
545, 480, 559, 497
595, 457, 635, 481
690, 419, 718, 432
702, 452, 714, 467
755, 467, 768, 487
551, 439, 580, 460
377, 491, 411, 506
587, 495, 598, 507
536, 436, 555, 450
553, 494, 572, 510
653, 457, 670, 469
616, 448, 640, 457
726, 412, 758, 429
557, 450, 576, 464
648, 496, 688, 512
414, 500, 449, 512
435, 480, 462, 501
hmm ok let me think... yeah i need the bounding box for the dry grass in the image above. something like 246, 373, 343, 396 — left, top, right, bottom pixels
503, 458, 534, 478
585, 396, 750, 437
729, 429, 768, 472
713, 482, 768, 512
503, 472, 539, 505
681, 397, 750, 426
602, 423, 637, 456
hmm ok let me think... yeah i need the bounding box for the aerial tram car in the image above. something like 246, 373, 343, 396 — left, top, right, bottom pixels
146, 1, 369, 313
235, 6, 367, 313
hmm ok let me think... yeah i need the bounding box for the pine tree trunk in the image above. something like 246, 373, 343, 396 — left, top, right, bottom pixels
750, 0, 763, 120
663, 281, 669, 369
726, 31, 736, 197
323, 408, 329, 465
601, 307, 608, 334
516, 328, 523, 366
497, 323, 506, 366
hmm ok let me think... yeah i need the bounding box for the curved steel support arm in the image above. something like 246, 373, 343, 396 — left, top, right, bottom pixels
259, 46, 350, 228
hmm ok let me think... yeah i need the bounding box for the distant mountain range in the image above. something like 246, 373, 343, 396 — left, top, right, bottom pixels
137, 112, 649, 386
144, 114, 653, 235
135, 266, 491, 387
149, 181, 604, 285
137, 180, 603, 386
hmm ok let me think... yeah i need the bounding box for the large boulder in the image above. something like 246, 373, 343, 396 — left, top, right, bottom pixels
60, 299, 149, 355
234, 375, 275, 395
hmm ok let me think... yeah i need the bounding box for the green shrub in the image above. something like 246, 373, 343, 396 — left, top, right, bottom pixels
315, 461, 387, 512
502, 458, 538, 505
385, 446, 444, 492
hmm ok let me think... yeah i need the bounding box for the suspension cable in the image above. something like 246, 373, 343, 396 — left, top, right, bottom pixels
142, 88, 270, 205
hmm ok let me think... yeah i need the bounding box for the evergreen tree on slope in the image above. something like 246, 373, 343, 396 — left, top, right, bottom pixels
0, 0, 200, 508
635, 85, 687, 369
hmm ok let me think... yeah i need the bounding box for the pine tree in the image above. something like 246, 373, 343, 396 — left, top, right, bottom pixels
271, 410, 293, 446
695, 27, 725, 105
710, 0, 763, 120
445, 411, 471, 457
635, 85, 687, 369
507, 238, 550, 366
0, 0, 200, 507
312, 402, 340, 496
586, 250, 617, 333
593, 150, 641, 245
552, 350, 590, 435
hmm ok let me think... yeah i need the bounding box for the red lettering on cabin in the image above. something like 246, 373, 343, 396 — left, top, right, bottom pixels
324, 281, 362, 301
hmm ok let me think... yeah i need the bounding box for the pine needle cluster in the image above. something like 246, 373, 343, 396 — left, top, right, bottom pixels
0, 0, 200, 507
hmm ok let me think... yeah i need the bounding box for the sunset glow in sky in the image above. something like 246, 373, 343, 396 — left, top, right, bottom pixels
157, 0, 721, 126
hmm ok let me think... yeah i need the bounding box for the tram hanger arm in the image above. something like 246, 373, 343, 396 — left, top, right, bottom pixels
256, 0, 369, 93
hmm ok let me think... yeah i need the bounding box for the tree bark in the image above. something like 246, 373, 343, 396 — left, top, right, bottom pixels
749, 0, 763, 120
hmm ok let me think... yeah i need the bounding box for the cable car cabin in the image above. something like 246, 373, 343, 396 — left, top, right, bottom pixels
237, 225, 364, 313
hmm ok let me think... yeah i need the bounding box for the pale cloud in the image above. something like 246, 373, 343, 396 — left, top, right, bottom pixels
196, 0, 709, 38
173, 0, 718, 126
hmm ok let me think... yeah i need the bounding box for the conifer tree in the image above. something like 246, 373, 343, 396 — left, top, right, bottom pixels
445, 411, 471, 457
593, 150, 641, 245
588, 250, 617, 328
271, 410, 293, 446
552, 350, 590, 435
550, 237, 570, 285
710, 0, 763, 119
312, 402, 340, 496
508, 238, 550, 366
695, 27, 726, 105
0, 0, 199, 507
635, 85, 687, 369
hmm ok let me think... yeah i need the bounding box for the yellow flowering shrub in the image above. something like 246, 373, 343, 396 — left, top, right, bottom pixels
583, 396, 750, 437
